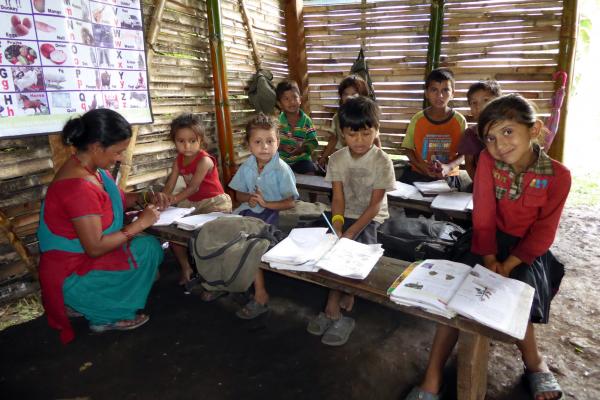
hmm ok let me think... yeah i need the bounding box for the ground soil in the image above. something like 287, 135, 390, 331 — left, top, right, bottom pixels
0, 204, 598, 400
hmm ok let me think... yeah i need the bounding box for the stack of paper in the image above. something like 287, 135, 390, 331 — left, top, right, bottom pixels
387, 181, 425, 200
152, 206, 195, 226
315, 238, 384, 280
431, 192, 473, 212
413, 180, 454, 195
262, 228, 336, 272
176, 212, 240, 231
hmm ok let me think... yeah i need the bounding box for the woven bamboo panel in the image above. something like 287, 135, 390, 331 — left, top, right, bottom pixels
304, 0, 562, 153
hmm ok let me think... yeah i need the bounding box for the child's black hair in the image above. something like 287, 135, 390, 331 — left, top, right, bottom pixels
169, 113, 205, 146
245, 112, 279, 143
275, 80, 301, 102
467, 80, 502, 103
338, 96, 381, 131
62, 108, 131, 150
477, 93, 537, 139
425, 67, 455, 90
338, 75, 369, 105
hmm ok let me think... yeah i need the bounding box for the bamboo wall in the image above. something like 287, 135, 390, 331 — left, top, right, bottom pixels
0, 0, 288, 291
304, 0, 563, 152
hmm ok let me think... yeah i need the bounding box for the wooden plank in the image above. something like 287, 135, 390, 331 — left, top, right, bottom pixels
457, 332, 490, 400
284, 0, 310, 112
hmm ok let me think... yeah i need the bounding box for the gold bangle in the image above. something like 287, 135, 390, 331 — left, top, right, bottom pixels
331, 214, 344, 225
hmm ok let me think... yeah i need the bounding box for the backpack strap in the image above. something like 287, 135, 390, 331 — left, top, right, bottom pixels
200, 237, 264, 286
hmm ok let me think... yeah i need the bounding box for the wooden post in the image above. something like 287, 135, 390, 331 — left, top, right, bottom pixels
48, 134, 72, 172
284, 0, 310, 113
548, 0, 578, 162
0, 209, 37, 279
457, 332, 490, 400
208, 0, 236, 184
118, 0, 167, 189
425, 0, 445, 76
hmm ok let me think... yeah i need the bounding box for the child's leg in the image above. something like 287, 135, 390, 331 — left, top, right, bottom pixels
339, 293, 354, 312
418, 324, 460, 395
170, 243, 193, 285
324, 289, 343, 319
252, 268, 269, 305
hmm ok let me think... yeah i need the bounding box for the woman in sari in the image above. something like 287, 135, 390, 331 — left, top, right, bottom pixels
38, 109, 168, 344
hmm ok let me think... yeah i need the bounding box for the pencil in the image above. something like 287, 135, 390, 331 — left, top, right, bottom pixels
321, 212, 339, 239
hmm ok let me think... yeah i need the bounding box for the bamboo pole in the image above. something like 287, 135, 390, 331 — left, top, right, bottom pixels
284, 0, 310, 112
208, 0, 236, 184
118, 0, 168, 189
238, 0, 262, 71
0, 209, 37, 279
425, 0, 445, 77
548, 0, 578, 162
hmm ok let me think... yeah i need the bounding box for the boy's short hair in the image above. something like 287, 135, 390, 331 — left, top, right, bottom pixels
467, 80, 502, 103
244, 112, 279, 142
169, 113, 205, 143
275, 80, 301, 102
338, 96, 381, 131
425, 68, 455, 90
338, 75, 370, 99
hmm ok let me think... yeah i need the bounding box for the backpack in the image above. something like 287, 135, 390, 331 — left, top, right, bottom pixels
378, 215, 466, 261
248, 69, 277, 115
188, 216, 283, 293
350, 48, 376, 100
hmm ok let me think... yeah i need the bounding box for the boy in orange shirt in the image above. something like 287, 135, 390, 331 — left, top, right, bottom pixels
400, 68, 467, 189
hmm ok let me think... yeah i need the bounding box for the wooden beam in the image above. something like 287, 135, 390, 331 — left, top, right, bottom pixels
548, 0, 578, 162
284, 0, 310, 113
457, 332, 490, 400
0, 209, 37, 279
238, 0, 262, 71
48, 134, 72, 172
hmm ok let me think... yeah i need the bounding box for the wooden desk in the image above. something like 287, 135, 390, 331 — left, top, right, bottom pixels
294, 174, 471, 221
149, 224, 514, 400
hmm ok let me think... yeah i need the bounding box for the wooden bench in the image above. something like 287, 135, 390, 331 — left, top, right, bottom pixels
294, 173, 471, 221
148, 224, 516, 400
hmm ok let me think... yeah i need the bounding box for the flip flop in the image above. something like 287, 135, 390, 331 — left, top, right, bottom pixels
200, 290, 228, 302
404, 387, 440, 400
236, 299, 268, 320
321, 316, 355, 346
523, 370, 563, 400
90, 314, 149, 333
307, 312, 335, 336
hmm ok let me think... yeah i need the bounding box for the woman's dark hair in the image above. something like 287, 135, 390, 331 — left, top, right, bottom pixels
338, 75, 369, 105
338, 96, 381, 131
245, 113, 279, 142
62, 108, 131, 150
169, 113, 205, 146
275, 80, 301, 102
467, 80, 502, 103
477, 93, 537, 139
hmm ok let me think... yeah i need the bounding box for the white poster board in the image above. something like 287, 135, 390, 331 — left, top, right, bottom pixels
0, 0, 152, 138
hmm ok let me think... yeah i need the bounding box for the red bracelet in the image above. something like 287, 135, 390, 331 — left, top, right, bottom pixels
121, 228, 134, 241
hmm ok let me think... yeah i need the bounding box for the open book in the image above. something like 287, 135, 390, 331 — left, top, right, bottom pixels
413, 180, 454, 195
389, 260, 534, 339
175, 212, 241, 231
431, 192, 473, 212
152, 206, 195, 226
262, 228, 384, 279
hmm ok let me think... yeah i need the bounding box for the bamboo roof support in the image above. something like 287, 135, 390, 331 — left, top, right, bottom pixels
119, 0, 167, 189
238, 0, 262, 71
425, 0, 445, 77
208, 0, 236, 184
284, 0, 310, 112
548, 0, 578, 162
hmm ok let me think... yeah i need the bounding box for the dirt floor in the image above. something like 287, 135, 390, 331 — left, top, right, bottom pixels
0, 204, 599, 400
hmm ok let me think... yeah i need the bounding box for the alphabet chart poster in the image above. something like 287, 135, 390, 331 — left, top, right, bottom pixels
0, 0, 152, 138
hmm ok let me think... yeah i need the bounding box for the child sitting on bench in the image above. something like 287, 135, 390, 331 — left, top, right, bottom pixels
307, 96, 395, 346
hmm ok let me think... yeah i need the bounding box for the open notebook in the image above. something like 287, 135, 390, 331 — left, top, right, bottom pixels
262, 228, 384, 279
151, 206, 195, 226
389, 260, 534, 339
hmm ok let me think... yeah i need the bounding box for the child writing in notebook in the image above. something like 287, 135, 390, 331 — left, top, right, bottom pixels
405, 94, 570, 400
317, 75, 381, 168
400, 68, 467, 189
229, 113, 299, 318
308, 96, 395, 346
162, 113, 232, 285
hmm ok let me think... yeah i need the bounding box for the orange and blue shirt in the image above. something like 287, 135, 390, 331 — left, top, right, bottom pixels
401, 109, 466, 176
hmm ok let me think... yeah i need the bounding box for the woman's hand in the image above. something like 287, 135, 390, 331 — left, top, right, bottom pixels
136, 204, 160, 229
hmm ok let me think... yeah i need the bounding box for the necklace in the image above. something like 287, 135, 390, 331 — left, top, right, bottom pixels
71, 154, 102, 186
